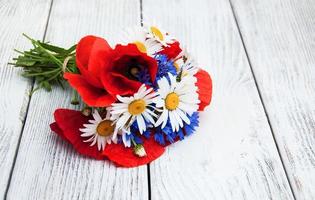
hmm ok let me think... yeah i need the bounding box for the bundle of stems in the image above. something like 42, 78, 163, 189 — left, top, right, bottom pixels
9, 34, 78, 94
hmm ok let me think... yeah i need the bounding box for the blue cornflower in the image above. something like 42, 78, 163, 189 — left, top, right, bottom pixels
136, 54, 177, 88
154, 54, 177, 81
184, 112, 199, 136
153, 112, 200, 145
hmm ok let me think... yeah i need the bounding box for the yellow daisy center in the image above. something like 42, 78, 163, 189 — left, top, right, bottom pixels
165, 92, 180, 110
129, 99, 146, 115
150, 26, 164, 41
96, 120, 115, 137
134, 41, 147, 53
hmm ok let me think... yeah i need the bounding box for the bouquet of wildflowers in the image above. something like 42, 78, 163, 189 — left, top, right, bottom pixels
11, 26, 212, 167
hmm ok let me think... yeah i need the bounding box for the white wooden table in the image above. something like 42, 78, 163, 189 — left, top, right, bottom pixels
1, 0, 314, 199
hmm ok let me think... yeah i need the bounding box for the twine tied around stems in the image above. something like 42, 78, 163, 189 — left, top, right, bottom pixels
62, 56, 73, 72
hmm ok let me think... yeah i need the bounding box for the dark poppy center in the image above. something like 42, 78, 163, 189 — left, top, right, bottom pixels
128, 66, 141, 78
113, 56, 148, 80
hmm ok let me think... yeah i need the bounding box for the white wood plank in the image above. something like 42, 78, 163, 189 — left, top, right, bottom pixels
230, 0, 315, 199
142, 0, 295, 199
6, 0, 148, 199
0, 0, 52, 198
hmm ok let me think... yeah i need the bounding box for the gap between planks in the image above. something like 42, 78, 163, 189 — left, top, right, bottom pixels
227, 0, 296, 199
3, 0, 55, 198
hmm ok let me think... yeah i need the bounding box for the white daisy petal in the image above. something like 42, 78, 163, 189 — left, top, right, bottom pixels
137, 114, 146, 134
143, 110, 155, 124
83, 124, 97, 128
90, 136, 97, 146
116, 113, 131, 129
144, 92, 158, 101
112, 128, 119, 140
178, 102, 195, 112
169, 111, 177, 132
83, 136, 95, 143
110, 108, 128, 115
111, 103, 128, 109
176, 108, 191, 125
173, 110, 183, 128
161, 109, 169, 129
117, 95, 132, 104
145, 108, 158, 118
79, 127, 95, 133
97, 137, 102, 150
112, 136, 118, 144
122, 133, 131, 147
93, 110, 102, 122
81, 131, 96, 137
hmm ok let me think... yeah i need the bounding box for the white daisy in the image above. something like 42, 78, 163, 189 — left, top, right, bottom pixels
120, 26, 162, 56
173, 49, 199, 77
79, 109, 118, 151
110, 84, 158, 134
154, 73, 200, 132
146, 25, 175, 46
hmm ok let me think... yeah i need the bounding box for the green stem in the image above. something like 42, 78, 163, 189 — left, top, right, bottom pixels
131, 139, 137, 147
23, 34, 63, 68
71, 90, 80, 105
46, 70, 62, 81
23, 68, 60, 76
14, 49, 42, 59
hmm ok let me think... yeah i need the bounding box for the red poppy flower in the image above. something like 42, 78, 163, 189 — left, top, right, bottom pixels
103, 135, 165, 167
64, 36, 158, 107
102, 44, 158, 96
50, 109, 165, 167
159, 41, 182, 59
50, 109, 104, 160
195, 69, 213, 111
64, 36, 116, 107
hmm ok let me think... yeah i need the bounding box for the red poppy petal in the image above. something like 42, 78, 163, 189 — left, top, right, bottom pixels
76, 35, 111, 88
103, 136, 165, 167
50, 122, 67, 141
113, 43, 142, 56
76, 35, 110, 70
87, 38, 112, 77
64, 73, 116, 107
52, 109, 104, 160
102, 72, 142, 96
195, 69, 213, 111
159, 41, 182, 59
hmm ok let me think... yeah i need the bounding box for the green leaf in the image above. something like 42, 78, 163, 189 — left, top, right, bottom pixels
56, 78, 65, 89
39, 41, 67, 54
15, 59, 37, 66
36, 76, 45, 82
41, 81, 52, 92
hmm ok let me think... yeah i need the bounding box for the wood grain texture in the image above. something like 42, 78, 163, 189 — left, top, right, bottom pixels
230, 0, 315, 199
142, 0, 295, 199
0, 0, 52, 198
6, 0, 148, 199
